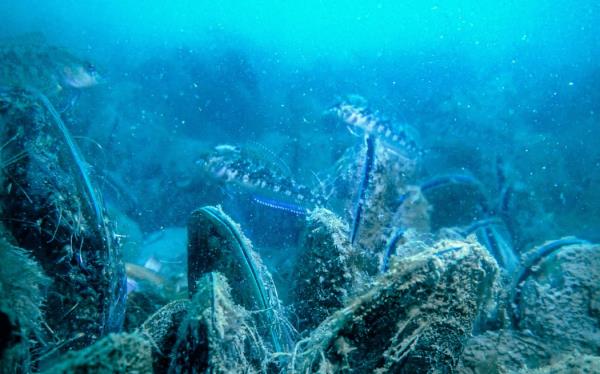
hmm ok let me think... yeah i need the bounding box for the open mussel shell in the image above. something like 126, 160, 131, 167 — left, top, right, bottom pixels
458, 239, 600, 373
510, 239, 600, 353
187, 205, 293, 354
0, 89, 126, 359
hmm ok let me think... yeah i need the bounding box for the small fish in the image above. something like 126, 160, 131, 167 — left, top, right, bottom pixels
350, 135, 376, 244
201, 146, 327, 211
125, 263, 166, 289
329, 100, 420, 158
0, 34, 101, 94
61, 62, 101, 88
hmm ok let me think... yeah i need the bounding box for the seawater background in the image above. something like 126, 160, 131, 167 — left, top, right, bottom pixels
1, 1, 599, 253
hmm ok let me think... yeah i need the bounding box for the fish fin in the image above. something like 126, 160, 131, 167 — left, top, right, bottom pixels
346, 125, 361, 137
144, 255, 162, 273
252, 195, 307, 216
59, 89, 81, 113
244, 141, 292, 176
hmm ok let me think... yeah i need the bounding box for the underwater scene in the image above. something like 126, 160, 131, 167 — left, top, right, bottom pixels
0, 1, 599, 373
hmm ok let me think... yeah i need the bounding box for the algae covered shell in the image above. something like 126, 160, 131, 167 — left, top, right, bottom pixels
511, 240, 600, 355
187, 205, 293, 354
169, 272, 267, 373
292, 208, 357, 332
0, 89, 126, 356
291, 239, 498, 373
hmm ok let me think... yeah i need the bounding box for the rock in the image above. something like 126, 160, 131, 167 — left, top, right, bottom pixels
458, 330, 553, 373
522, 354, 600, 374
514, 240, 600, 355
459, 240, 600, 373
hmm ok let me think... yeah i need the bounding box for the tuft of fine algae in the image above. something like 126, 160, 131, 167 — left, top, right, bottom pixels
169, 272, 267, 373
0, 239, 49, 373
42, 333, 152, 374
291, 239, 498, 373
138, 299, 190, 372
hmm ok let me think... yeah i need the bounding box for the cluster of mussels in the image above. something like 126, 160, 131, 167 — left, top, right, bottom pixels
1, 82, 599, 374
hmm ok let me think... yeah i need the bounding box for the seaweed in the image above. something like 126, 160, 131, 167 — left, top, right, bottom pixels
169, 272, 267, 373
0, 239, 49, 373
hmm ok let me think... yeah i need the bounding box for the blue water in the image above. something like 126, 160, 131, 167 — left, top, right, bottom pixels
2, 0, 598, 258
1, 1, 599, 370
